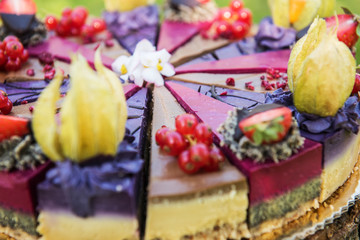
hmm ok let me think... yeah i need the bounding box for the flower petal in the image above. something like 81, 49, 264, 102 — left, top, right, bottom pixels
161, 63, 175, 77
142, 67, 164, 86
157, 49, 172, 63
140, 52, 158, 68
111, 55, 130, 74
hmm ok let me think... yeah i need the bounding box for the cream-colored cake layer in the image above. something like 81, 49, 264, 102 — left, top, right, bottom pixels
145, 185, 248, 240
320, 132, 360, 202
37, 211, 138, 240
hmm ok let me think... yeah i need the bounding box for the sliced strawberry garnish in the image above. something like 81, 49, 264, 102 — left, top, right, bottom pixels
0, 115, 29, 142
0, 0, 37, 15
239, 106, 292, 145
326, 13, 360, 49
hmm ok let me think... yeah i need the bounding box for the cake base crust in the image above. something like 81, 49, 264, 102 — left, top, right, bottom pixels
0, 225, 36, 240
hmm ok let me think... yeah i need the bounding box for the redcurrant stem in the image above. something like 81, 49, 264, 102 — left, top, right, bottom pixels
185, 135, 197, 146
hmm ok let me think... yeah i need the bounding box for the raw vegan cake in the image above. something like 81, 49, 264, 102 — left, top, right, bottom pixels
0, 0, 359, 239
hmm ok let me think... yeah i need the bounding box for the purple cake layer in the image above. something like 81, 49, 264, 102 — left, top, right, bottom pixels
37, 88, 150, 217
27, 36, 114, 69
0, 162, 53, 214
170, 80, 265, 109
0, 79, 70, 106
157, 21, 199, 53
104, 5, 159, 54
175, 50, 291, 74
221, 140, 322, 205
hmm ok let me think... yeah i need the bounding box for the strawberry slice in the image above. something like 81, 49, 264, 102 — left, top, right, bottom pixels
239, 106, 292, 145
326, 14, 360, 49
0, 115, 29, 142
0, 0, 37, 15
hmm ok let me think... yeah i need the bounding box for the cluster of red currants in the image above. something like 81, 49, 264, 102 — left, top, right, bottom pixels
45, 7, 107, 41
155, 113, 225, 174
0, 90, 12, 115
201, 0, 252, 40
0, 36, 29, 72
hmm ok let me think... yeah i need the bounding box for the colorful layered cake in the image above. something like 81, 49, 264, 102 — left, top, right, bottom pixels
32, 52, 149, 240
0, 0, 359, 240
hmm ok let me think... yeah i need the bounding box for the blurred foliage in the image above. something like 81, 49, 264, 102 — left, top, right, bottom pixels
34, 0, 360, 63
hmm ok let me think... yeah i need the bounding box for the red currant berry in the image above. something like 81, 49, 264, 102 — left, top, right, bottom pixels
155, 126, 171, 146
0, 99, 12, 115
70, 27, 81, 36
178, 150, 200, 174
5, 41, 24, 59
238, 8, 252, 26
45, 15, 58, 30
230, 0, 244, 11
20, 49, 29, 63
0, 90, 8, 109
226, 77, 235, 86
81, 25, 96, 38
71, 11, 87, 28
5, 57, 21, 72
26, 69, 35, 77
216, 21, 232, 39
91, 19, 107, 33
175, 113, 198, 135
3, 36, 19, 46
61, 7, 72, 17
204, 147, 226, 172
189, 143, 210, 168
0, 41, 5, 51
73, 6, 88, 21
194, 123, 213, 146
0, 50, 6, 66
161, 131, 187, 156
218, 7, 236, 22
232, 21, 249, 39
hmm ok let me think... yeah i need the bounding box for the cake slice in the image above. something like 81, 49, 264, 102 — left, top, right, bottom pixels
145, 86, 249, 239
165, 81, 323, 236
175, 49, 291, 74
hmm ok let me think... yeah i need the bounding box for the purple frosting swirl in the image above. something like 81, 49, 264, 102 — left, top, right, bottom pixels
38, 133, 143, 218
255, 17, 297, 50
103, 5, 159, 53
265, 89, 360, 142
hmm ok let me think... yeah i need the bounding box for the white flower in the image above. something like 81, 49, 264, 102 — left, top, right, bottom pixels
111, 39, 175, 87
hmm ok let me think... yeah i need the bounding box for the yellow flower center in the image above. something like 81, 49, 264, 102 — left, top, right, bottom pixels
157, 62, 163, 72
121, 64, 128, 75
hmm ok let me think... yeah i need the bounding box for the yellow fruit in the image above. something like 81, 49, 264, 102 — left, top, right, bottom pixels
104, 0, 150, 12
289, 19, 356, 117
317, 0, 336, 18
32, 52, 128, 162
292, 0, 321, 31
32, 74, 63, 161
288, 18, 327, 91
289, 0, 306, 24
268, 0, 290, 28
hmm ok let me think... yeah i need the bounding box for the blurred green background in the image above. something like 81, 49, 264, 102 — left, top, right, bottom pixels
34, 0, 360, 62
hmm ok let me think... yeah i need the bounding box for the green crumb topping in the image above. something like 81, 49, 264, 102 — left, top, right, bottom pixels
218, 110, 304, 163
0, 135, 46, 171
0, 206, 38, 236
249, 177, 321, 228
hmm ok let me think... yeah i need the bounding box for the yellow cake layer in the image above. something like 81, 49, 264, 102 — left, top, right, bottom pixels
145, 183, 248, 240
320, 132, 360, 202
37, 211, 138, 240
